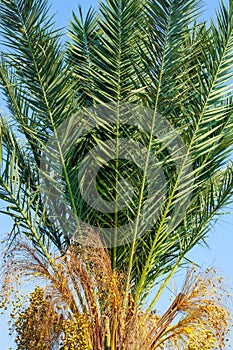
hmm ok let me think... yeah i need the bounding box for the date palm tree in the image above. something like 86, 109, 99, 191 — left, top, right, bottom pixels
0, 0, 233, 348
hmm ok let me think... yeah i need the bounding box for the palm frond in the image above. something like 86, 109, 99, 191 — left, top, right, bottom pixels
0, 118, 55, 260
130, 0, 233, 301
67, 6, 100, 107
0, 0, 81, 245
68, 0, 148, 105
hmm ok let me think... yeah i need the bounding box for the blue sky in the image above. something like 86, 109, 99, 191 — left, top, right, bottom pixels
0, 0, 232, 348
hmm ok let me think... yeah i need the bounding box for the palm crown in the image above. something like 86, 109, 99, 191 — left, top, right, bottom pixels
0, 0, 233, 347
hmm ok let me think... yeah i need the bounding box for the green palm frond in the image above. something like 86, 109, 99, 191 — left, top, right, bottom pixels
0, 0, 76, 135
67, 6, 100, 107
184, 163, 233, 248
123, 0, 233, 300
137, 0, 203, 107
0, 115, 67, 254
144, 163, 233, 310
0, 117, 53, 260
68, 0, 148, 105
0, 0, 80, 248
95, 0, 147, 102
